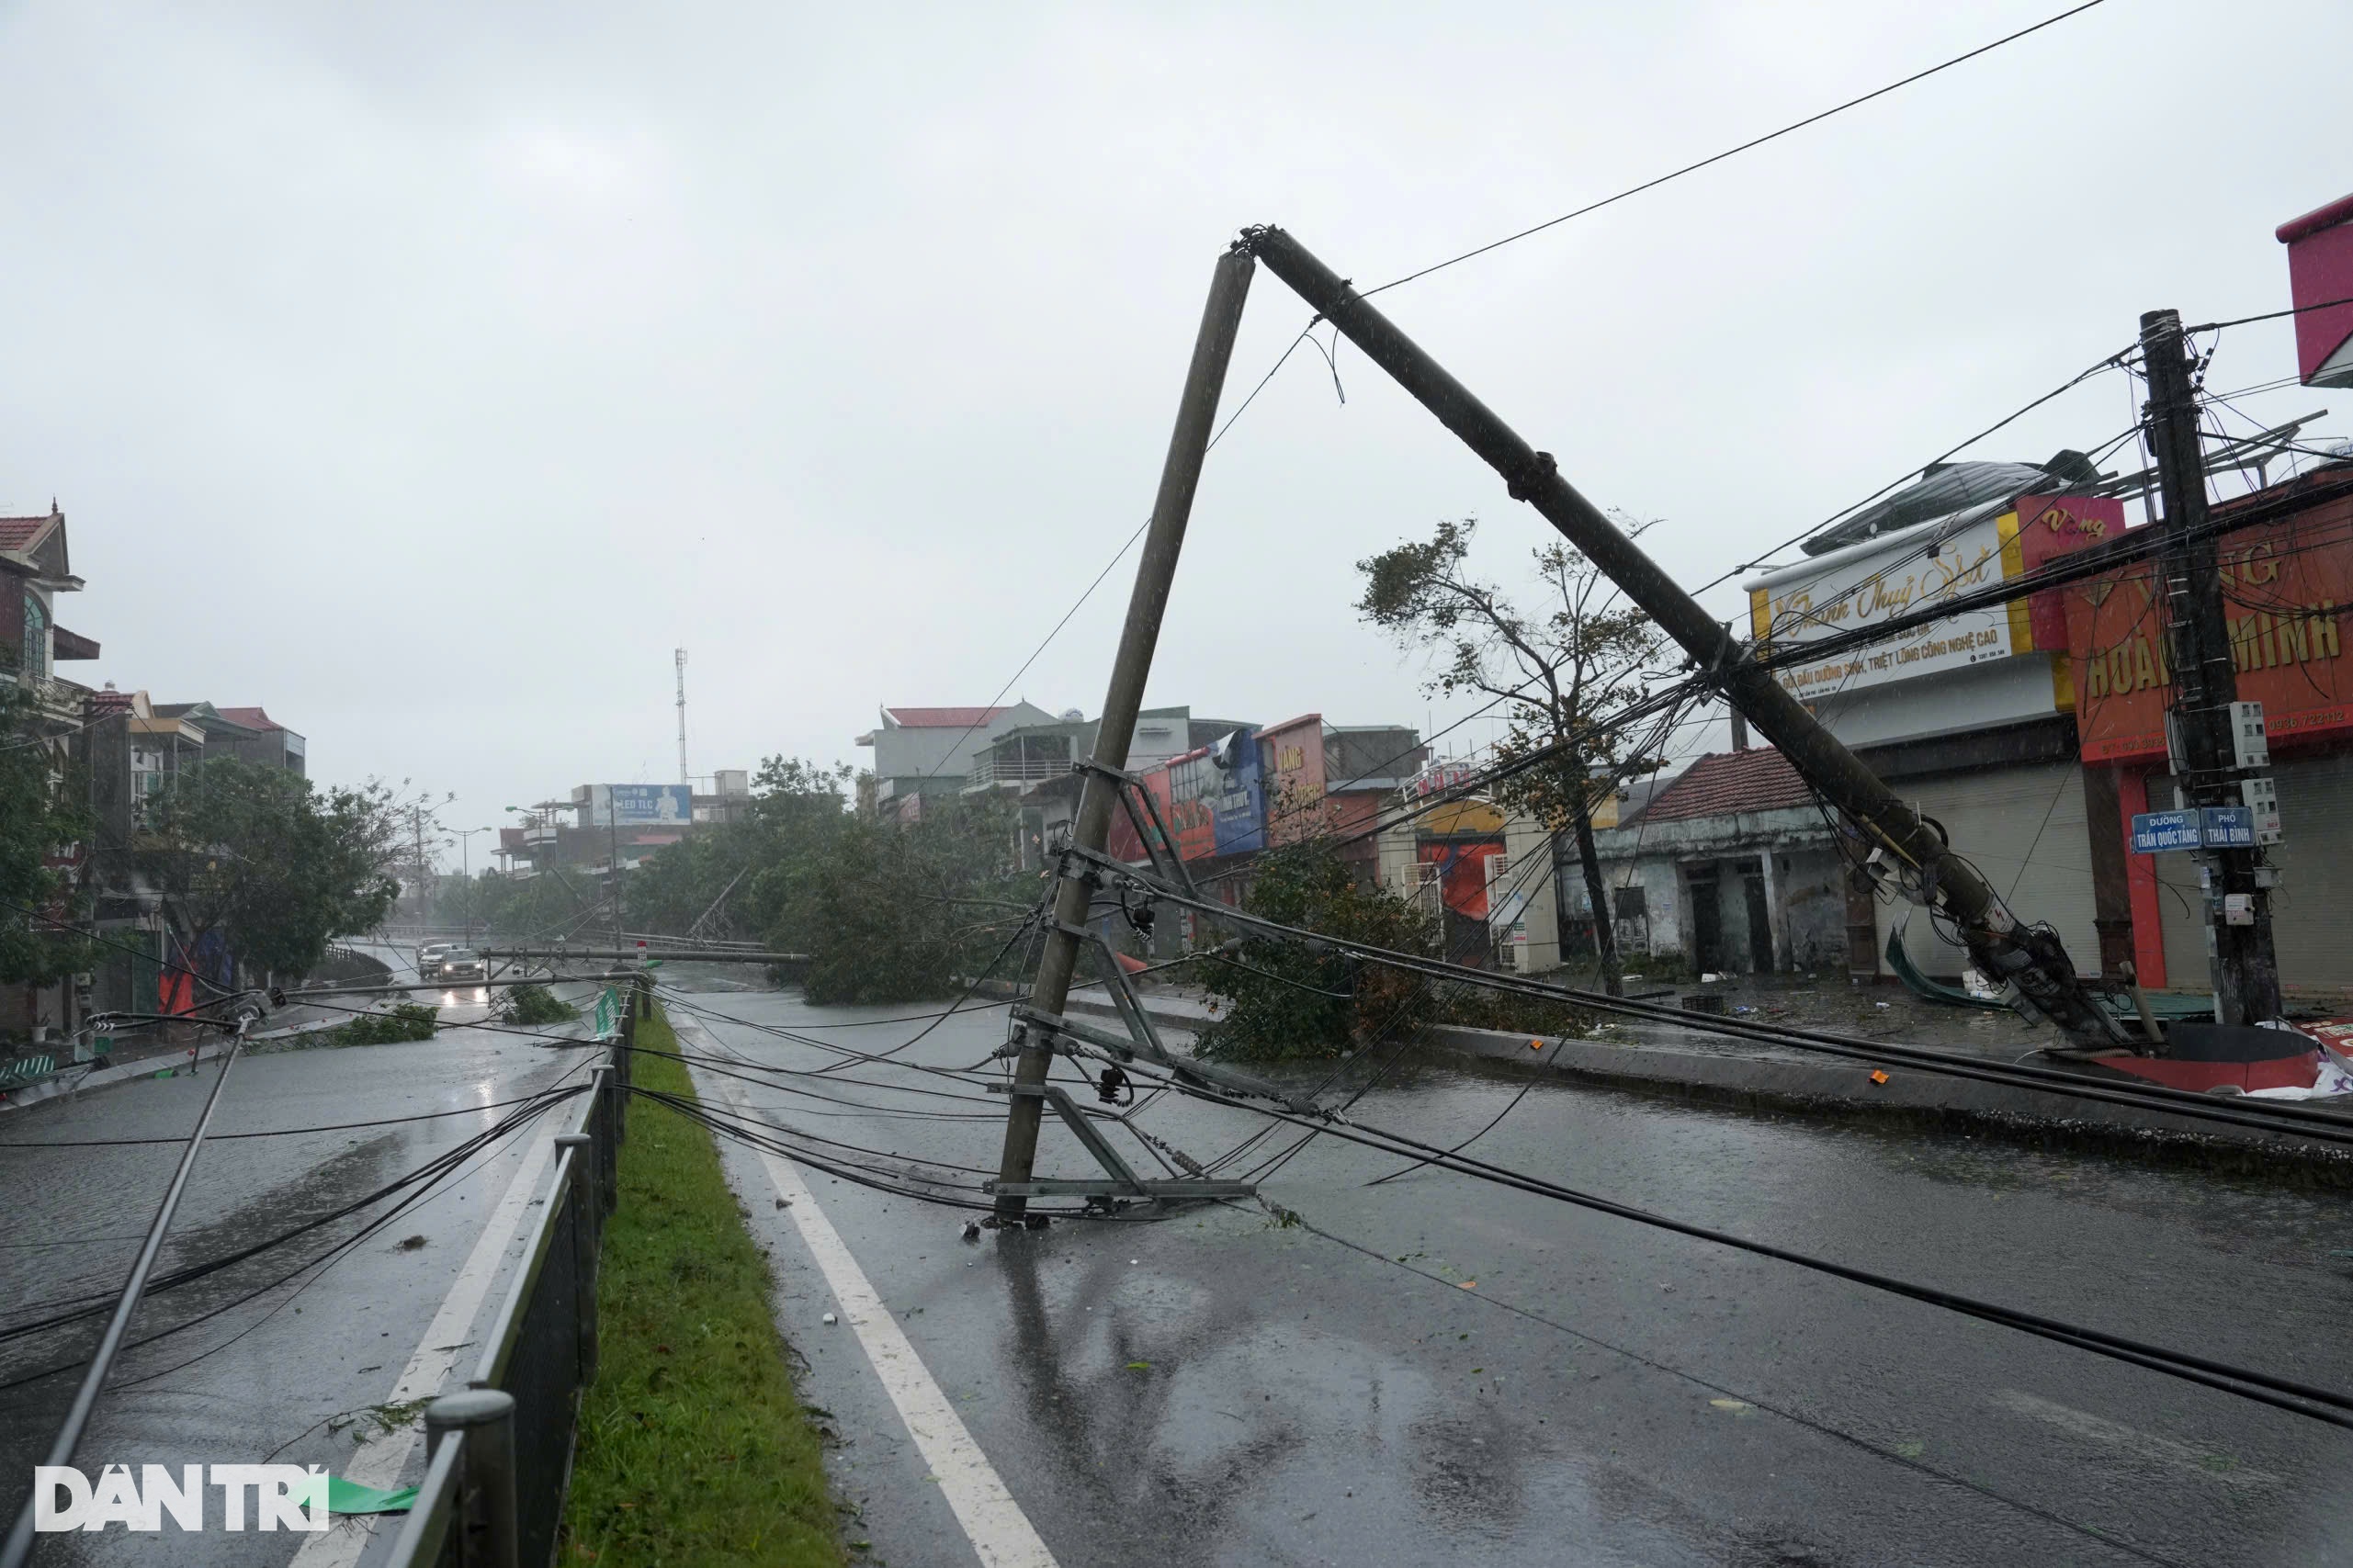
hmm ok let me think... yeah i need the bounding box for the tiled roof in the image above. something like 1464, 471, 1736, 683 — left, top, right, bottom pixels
1639, 750, 1819, 824
86, 689, 134, 716
886, 705, 1009, 728
0, 515, 52, 551
214, 705, 280, 731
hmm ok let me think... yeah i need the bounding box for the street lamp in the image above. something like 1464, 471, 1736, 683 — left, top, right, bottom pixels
450, 827, 493, 945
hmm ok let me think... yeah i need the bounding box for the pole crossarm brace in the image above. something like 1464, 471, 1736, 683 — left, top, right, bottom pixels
1072, 757, 1205, 899
1233, 223, 2127, 1049
980, 1082, 1256, 1202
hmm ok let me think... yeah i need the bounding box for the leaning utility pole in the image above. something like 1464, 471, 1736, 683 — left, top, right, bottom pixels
1240, 225, 2125, 1045
990, 247, 1254, 1222
2140, 308, 2281, 1025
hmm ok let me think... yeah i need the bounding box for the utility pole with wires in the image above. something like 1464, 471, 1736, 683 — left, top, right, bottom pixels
2140, 307, 2282, 1025
990, 247, 1255, 1224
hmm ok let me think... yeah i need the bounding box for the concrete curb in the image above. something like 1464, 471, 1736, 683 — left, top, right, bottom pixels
0, 1020, 341, 1115
1040, 988, 2353, 1181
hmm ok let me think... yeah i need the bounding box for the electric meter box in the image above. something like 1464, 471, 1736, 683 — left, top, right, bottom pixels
2241, 774, 2283, 843
2232, 701, 2270, 769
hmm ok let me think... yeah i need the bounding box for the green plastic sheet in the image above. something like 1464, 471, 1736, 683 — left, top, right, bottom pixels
325, 1476, 417, 1515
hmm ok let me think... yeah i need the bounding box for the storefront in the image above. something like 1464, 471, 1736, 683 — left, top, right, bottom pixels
1747, 491, 2119, 983
2065, 467, 2353, 994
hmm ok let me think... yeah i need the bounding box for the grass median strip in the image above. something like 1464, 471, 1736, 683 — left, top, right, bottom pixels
560, 1007, 844, 1567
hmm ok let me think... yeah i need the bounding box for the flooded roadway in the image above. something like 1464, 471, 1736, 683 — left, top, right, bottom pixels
5, 962, 2350, 1566
663, 976, 2353, 1568
0, 969, 604, 1567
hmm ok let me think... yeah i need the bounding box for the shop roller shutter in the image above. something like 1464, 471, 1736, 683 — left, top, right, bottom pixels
1875, 763, 2098, 981
2157, 755, 2353, 993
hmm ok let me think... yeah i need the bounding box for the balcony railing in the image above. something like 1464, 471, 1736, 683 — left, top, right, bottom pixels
966, 754, 1071, 790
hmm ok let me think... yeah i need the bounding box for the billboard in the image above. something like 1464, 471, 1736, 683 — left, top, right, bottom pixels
1748, 509, 2031, 701
2067, 497, 2353, 762
1260, 716, 1328, 844
591, 784, 693, 827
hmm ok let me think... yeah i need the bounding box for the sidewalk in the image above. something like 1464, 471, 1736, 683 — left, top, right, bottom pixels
1050, 976, 2353, 1180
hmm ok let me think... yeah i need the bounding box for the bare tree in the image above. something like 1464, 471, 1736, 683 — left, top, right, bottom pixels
1357, 516, 1669, 995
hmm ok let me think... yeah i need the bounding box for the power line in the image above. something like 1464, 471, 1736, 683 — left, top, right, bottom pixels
1110, 1054, 2353, 1431
1355, 2, 2110, 302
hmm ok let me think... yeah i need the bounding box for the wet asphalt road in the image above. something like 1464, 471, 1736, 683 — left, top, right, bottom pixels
659, 977, 2353, 1568
0, 958, 605, 1566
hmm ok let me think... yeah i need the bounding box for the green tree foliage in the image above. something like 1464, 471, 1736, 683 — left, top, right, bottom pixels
445, 863, 605, 944
335, 1002, 439, 1045
1358, 516, 1669, 995
494, 983, 577, 1026
1193, 838, 1442, 1063
137, 757, 401, 976
0, 690, 94, 986
468, 758, 1024, 1005
797, 793, 1031, 1005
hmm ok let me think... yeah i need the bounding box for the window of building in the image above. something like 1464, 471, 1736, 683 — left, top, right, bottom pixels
21, 594, 48, 681
1613, 886, 1647, 920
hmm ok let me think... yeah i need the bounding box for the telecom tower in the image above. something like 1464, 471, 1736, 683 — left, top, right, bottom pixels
674, 648, 688, 784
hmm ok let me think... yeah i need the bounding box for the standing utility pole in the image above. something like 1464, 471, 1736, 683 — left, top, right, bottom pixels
990, 247, 1254, 1222
675, 648, 689, 785
2140, 308, 2281, 1025
608, 802, 624, 953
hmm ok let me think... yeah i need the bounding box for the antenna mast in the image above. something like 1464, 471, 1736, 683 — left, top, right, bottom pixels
674, 647, 689, 784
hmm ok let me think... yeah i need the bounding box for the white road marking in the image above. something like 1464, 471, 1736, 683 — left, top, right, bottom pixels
288, 1124, 563, 1567
1992, 1390, 2280, 1485
694, 1044, 1057, 1568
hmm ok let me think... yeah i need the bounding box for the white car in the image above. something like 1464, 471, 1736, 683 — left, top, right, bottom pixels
416, 942, 457, 979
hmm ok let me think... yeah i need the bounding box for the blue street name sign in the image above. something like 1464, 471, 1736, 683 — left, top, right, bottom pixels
2200, 805, 2256, 849
2129, 809, 2203, 853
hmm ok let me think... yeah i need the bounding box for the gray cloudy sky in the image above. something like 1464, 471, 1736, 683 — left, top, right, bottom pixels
5, 1, 2347, 860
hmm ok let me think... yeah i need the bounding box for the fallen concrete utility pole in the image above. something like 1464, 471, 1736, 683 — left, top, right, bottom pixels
1237, 225, 2126, 1048
472, 948, 806, 964
990, 247, 1257, 1221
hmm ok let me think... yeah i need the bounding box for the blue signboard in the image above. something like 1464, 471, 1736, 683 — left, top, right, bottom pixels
2129, 808, 2203, 853
2131, 806, 2257, 852
605, 783, 693, 826
1207, 728, 1265, 856
2200, 805, 2256, 849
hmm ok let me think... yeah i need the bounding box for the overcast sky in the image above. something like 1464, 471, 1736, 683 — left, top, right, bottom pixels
5, 1, 2347, 863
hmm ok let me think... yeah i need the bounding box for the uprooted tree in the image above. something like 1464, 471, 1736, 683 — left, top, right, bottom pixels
1358, 515, 1669, 996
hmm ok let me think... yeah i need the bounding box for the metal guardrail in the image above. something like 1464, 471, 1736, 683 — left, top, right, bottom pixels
384, 975, 644, 1568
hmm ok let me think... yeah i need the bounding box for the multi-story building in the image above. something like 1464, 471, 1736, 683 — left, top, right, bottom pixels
857, 703, 1058, 818
152, 702, 306, 775
2, 504, 103, 1043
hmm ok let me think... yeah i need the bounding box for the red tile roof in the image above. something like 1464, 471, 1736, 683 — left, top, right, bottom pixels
1639, 750, 1819, 824
213, 706, 280, 731
886, 705, 1009, 728
85, 689, 133, 716
0, 515, 52, 551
